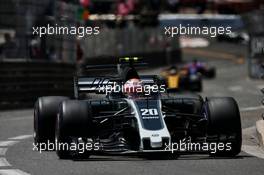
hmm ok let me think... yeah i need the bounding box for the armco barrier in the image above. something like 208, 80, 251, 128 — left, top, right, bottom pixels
0, 60, 76, 110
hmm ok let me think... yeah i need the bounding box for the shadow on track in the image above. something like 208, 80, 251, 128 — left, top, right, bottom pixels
71, 154, 251, 162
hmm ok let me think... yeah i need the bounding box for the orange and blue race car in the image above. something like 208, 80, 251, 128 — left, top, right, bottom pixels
160, 65, 203, 92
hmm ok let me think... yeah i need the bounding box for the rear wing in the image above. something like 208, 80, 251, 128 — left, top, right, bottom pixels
85, 62, 147, 71
85, 57, 147, 70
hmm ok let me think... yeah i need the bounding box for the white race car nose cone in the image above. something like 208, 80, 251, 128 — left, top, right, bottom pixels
150, 135, 162, 148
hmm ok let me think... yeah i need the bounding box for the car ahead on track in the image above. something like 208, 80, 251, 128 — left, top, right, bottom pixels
160, 66, 202, 92
184, 59, 216, 79
34, 58, 241, 159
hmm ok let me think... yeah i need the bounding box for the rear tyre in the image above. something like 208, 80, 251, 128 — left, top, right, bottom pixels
206, 97, 242, 157
34, 96, 69, 148
205, 68, 216, 78
195, 80, 202, 92
190, 79, 202, 92
55, 100, 93, 159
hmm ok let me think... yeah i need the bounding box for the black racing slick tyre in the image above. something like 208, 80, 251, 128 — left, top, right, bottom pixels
206, 97, 242, 157
189, 79, 202, 92
206, 68, 216, 78
55, 100, 93, 159
193, 80, 202, 92
34, 96, 69, 147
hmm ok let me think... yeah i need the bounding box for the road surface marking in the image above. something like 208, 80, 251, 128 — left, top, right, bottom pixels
8, 135, 33, 140
211, 92, 226, 96
240, 106, 264, 112
0, 116, 32, 122
0, 169, 30, 175
245, 89, 260, 95
228, 86, 243, 92
0, 148, 8, 156
0, 158, 11, 167
0, 141, 19, 147
0, 135, 32, 175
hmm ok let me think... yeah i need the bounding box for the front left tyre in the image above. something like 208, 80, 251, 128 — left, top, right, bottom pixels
204, 68, 216, 78
55, 100, 94, 159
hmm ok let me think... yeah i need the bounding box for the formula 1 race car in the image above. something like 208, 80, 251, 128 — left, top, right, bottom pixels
184, 60, 216, 79
34, 57, 241, 159
160, 66, 202, 92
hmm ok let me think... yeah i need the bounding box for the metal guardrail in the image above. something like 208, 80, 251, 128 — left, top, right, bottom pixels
0, 60, 76, 110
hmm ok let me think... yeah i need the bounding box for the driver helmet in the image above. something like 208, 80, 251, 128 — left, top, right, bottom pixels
123, 78, 143, 97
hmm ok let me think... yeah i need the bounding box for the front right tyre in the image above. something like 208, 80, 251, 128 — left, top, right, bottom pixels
34, 96, 69, 148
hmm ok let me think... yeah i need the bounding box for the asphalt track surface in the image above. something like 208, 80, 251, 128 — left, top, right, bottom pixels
1, 52, 264, 175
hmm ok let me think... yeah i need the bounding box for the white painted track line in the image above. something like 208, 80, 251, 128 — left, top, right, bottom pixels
0, 158, 11, 167
0, 169, 30, 175
8, 135, 32, 140
0, 135, 32, 175
0, 116, 32, 122
0, 148, 8, 156
228, 86, 243, 92
240, 106, 264, 112
0, 141, 19, 147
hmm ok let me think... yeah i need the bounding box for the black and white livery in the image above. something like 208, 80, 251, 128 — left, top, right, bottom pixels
34, 58, 242, 159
